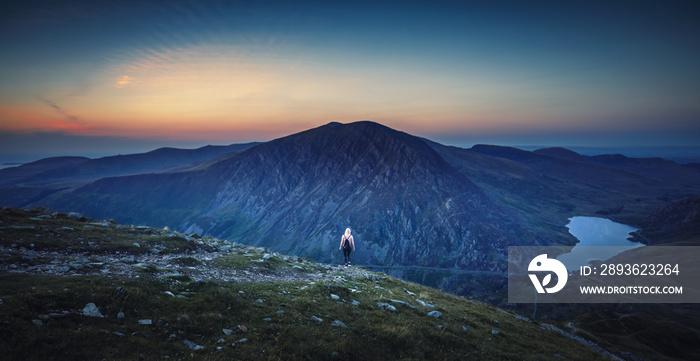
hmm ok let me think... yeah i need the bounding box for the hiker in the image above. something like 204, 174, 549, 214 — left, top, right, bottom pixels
339, 228, 355, 267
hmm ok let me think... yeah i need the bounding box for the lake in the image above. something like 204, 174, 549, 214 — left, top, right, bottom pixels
557, 216, 644, 271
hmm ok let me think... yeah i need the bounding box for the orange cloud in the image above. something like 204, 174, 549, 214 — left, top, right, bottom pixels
115, 75, 134, 88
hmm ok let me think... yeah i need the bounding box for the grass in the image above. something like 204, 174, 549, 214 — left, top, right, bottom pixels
0, 207, 624, 360
0, 273, 614, 361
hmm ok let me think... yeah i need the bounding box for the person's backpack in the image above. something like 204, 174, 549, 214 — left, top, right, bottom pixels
342, 236, 351, 250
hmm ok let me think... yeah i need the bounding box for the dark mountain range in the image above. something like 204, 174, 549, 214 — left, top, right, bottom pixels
466, 143, 700, 224
0, 156, 90, 186
0, 143, 260, 187
1, 121, 699, 273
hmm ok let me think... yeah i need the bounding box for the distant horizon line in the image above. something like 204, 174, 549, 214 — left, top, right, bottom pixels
2, 140, 700, 170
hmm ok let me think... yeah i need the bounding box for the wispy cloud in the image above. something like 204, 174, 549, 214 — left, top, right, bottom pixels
38, 97, 80, 122
37, 97, 89, 131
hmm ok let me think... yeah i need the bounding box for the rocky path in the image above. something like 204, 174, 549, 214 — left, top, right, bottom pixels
0, 242, 373, 284
0, 208, 374, 285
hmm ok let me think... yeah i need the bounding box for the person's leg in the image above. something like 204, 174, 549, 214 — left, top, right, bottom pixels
343, 248, 350, 266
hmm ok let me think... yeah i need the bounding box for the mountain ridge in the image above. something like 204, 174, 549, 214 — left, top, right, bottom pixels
1, 121, 699, 279
0, 142, 260, 187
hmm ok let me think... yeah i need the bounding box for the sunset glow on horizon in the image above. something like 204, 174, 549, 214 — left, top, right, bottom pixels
1, 0, 699, 159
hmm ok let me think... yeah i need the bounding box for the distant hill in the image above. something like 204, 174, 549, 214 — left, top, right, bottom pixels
465, 142, 700, 224
0, 143, 260, 186
0, 156, 89, 186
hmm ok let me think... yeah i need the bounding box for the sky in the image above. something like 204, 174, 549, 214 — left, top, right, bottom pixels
1, 0, 699, 163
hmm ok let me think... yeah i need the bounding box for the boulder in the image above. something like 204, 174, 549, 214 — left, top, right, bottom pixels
331, 320, 348, 328
416, 299, 435, 308
377, 302, 397, 312
183, 340, 204, 350
82, 303, 104, 318
427, 311, 442, 318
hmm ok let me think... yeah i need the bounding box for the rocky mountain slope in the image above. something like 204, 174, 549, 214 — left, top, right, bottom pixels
630, 194, 700, 245
0, 207, 626, 361
13, 122, 540, 271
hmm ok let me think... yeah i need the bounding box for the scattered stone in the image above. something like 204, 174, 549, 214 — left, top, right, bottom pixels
238, 338, 248, 343
377, 303, 397, 312
32, 319, 43, 327
330, 294, 340, 300
48, 311, 70, 318
132, 242, 140, 248
262, 317, 272, 322
117, 312, 125, 319
138, 319, 152, 325
310, 316, 324, 323
82, 303, 105, 318
238, 324, 248, 333
416, 299, 435, 308
462, 325, 469, 331
404, 288, 416, 296
374, 285, 394, 294
427, 311, 442, 318
0, 299, 3, 305
331, 320, 348, 328
491, 330, 500, 335
254, 298, 264, 303
390, 299, 416, 309
162, 291, 175, 297
437, 325, 444, 330
58, 266, 71, 273
222, 328, 233, 336
183, 340, 204, 351
277, 310, 284, 314
113, 331, 124, 337
351, 300, 360, 306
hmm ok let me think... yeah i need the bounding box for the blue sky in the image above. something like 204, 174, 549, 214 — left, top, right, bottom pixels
1, 0, 699, 162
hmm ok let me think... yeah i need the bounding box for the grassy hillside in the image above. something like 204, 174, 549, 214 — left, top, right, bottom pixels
0, 207, 613, 361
